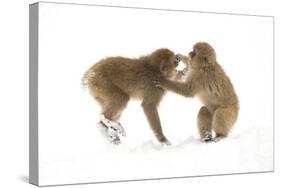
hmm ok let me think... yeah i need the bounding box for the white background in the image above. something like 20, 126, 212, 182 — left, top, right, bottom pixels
0, 0, 280, 188
37, 2, 273, 186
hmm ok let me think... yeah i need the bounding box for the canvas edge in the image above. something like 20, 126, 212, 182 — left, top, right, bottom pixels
37, 1, 274, 18
29, 2, 39, 186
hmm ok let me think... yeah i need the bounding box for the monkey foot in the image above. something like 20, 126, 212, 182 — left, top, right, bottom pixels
202, 137, 213, 142
161, 141, 171, 146
100, 114, 126, 137
201, 131, 213, 142
213, 136, 224, 142
109, 135, 121, 145
107, 126, 122, 145
160, 139, 171, 146
97, 122, 121, 145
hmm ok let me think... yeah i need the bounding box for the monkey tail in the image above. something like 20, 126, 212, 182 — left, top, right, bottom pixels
81, 69, 92, 90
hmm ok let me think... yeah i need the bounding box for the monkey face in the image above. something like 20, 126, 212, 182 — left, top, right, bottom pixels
188, 42, 216, 68
172, 56, 180, 67
151, 48, 179, 78
189, 50, 196, 59
188, 49, 197, 68
160, 56, 179, 79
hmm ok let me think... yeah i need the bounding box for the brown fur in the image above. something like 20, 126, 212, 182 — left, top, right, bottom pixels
83, 48, 179, 144
158, 42, 239, 140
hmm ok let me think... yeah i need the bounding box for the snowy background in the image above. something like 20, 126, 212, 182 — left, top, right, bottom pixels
37, 2, 273, 186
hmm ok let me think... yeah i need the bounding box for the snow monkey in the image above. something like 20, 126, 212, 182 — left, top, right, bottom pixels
155, 42, 239, 142
83, 49, 186, 145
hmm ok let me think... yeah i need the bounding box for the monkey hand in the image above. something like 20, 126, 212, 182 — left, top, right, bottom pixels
175, 54, 185, 62
153, 77, 168, 89
153, 80, 163, 89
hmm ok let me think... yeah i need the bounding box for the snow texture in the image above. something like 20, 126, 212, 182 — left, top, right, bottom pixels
39, 96, 273, 186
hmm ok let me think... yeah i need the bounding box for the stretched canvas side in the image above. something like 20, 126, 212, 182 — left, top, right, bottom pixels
29, 3, 39, 186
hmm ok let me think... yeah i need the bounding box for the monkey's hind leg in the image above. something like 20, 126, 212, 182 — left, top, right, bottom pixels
197, 106, 213, 142
100, 114, 126, 136
212, 106, 238, 141
98, 85, 129, 144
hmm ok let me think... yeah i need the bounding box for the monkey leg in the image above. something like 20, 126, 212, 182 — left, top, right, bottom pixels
94, 82, 129, 144
212, 105, 238, 139
88, 74, 128, 121
102, 91, 129, 121
101, 93, 129, 143
100, 114, 126, 136
197, 106, 213, 142
142, 95, 170, 145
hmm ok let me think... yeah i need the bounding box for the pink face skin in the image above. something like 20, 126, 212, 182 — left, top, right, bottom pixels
186, 50, 194, 67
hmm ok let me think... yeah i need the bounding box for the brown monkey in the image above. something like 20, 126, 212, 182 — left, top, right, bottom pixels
83, 49, 181, 145
155, 42, 239, 142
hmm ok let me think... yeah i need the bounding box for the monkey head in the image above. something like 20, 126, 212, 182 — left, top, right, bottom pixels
188, 42, 217, 69
151, 48, 179, 79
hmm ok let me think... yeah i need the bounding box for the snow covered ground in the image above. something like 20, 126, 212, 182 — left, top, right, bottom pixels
39, 93, 273, 186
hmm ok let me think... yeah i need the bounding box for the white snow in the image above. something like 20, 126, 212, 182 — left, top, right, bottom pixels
38, 94, 273, 186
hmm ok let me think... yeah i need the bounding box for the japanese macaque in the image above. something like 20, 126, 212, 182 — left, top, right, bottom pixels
83, 49, 185, 145
155, 42, 239, 142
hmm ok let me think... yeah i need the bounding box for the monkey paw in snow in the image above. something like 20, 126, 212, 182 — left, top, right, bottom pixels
201, 131, 213, 142
213, 136, 224, 143
159, 136, 172, 146
97, 122, 121, 145
109, 123, 126, 137
107, 126, 122, 145
161, 139, 172, 146
100, 114, 126, 137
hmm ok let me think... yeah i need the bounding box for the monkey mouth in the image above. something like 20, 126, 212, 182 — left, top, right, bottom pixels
186, 55, 191, 62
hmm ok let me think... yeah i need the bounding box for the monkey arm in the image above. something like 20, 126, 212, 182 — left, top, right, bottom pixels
162, 79, 195, 97
141, 93, 170, 145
